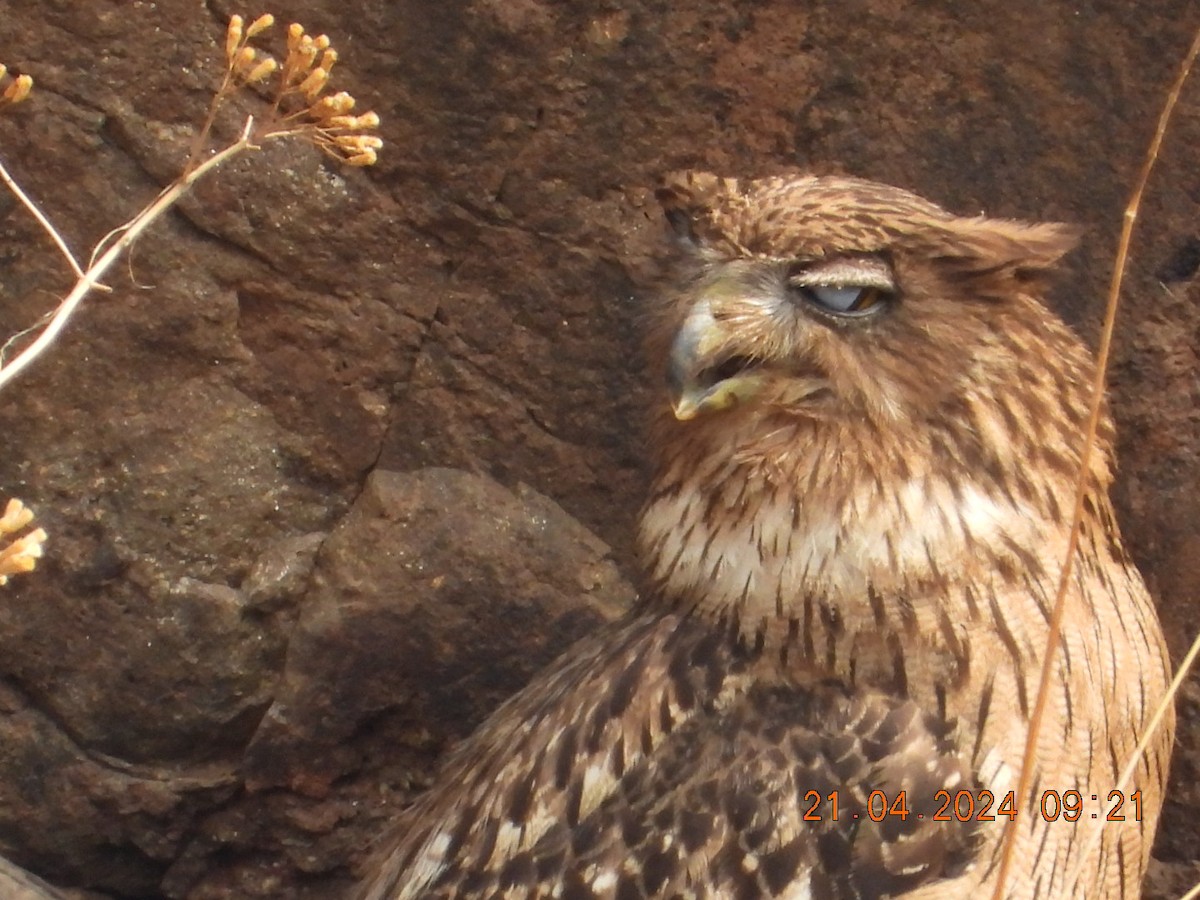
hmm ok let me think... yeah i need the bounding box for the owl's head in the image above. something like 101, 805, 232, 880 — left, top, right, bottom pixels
641, 172, 1115, 611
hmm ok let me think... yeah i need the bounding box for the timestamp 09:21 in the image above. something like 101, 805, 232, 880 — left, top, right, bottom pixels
802, 789, 1145, 823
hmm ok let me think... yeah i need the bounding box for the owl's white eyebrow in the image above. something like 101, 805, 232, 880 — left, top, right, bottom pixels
788, 255, 894, 291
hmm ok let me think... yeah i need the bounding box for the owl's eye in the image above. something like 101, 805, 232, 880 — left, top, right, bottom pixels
786, 255, 895, 318
797, 284, 887, 315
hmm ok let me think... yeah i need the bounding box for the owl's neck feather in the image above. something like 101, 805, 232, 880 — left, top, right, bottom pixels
637, 413, 1088, 668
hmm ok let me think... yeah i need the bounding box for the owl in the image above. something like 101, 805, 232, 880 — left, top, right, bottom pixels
354, 172, 1174, 899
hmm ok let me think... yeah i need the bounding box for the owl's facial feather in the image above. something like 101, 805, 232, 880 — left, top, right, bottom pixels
644, 171, 1107, 615
666, 254, 898, 420
653, 173, 1088, 441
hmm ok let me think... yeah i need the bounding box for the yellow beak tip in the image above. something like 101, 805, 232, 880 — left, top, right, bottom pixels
672, 403, 699, 421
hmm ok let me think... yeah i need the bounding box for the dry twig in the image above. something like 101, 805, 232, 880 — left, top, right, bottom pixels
989, 24, 1200, 900
0, 14, 381, 393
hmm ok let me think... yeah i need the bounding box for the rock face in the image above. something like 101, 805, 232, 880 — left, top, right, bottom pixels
240, 467, 631, 803
0, 1, 1196, 897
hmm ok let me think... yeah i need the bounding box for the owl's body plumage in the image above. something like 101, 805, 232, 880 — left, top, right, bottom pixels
357, 173, 1173, 899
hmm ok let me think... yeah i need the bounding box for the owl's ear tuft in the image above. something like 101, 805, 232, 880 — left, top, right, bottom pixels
947, 218, 1079, 271
657, 170, 731, 207
656, 170, 741, 251
657, 172, 706, 249
934, 218, 1081, 297
661, 204, 699, 246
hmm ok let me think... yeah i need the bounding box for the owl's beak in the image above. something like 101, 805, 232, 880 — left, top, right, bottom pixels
667, 296, 761, 421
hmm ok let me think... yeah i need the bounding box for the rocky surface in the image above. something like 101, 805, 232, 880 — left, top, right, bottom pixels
0, 0, 1196, 897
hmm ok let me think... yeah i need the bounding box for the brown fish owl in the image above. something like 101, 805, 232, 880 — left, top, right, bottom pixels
356, 173, 1173, 899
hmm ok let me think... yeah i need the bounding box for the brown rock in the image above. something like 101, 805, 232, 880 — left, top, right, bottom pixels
243, 467, 633, 797
0, 679, 237, 896
162, 469, 632, 898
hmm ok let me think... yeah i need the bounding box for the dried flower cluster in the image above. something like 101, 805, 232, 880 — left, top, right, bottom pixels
0, 14, 383, 587
0, 63, 33, 109
223, 14, 382, 165
0, 499, 46, 586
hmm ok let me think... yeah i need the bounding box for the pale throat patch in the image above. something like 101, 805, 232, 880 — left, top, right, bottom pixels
640, 474, 1040, 614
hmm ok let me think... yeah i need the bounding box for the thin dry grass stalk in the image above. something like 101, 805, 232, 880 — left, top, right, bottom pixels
0, 13, 382, 394
989, 23, 1200, 900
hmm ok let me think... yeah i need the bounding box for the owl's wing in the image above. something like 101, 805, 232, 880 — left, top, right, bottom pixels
417, 683, 982, 898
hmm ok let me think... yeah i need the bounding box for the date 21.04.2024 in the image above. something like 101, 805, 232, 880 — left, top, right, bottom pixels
801, 789, 1144, 823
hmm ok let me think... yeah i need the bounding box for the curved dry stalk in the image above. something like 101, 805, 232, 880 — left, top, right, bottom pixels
1121, 631, 1200, 792
0, 14, 381, 395
0, 155, 86, 279
1073, 628, 1199, 868
989, 23, 1200, 899
0, 308, 52, 366
1073, 628, 1199, 896
0, 119, 257, 393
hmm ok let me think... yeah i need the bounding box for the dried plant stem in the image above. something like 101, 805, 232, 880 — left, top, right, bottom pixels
184, 69, 237, 175
1, 16, 380, 393
0, 118, 257, 393
1068, 627, 1200, 894
1115, 627, 1199, 793
0, 155, 85, 279
989, 24, 1200, 900
1124, 632, 1200, 792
